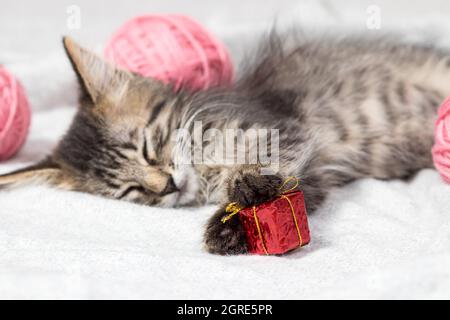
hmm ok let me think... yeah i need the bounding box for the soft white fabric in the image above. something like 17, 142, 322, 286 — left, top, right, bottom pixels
1, 0, 450, 299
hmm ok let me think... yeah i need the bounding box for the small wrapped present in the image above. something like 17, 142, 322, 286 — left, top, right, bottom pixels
222, 178, 310, 255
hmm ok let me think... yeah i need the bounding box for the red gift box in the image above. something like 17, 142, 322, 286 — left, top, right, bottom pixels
223, 189, 310, 255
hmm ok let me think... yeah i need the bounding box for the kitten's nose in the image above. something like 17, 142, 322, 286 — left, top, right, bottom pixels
161, 177, 179, 196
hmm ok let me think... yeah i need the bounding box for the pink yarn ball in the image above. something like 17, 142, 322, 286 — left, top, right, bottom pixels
432, 96, 450, 183
104, 14, 234, 92
0, 67, 31, 161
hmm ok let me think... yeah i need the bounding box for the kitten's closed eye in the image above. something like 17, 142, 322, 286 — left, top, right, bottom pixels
142, 134, 158, 166
118, 185, 146, 199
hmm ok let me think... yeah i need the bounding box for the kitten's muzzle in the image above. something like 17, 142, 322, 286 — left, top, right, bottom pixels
160, 176, 179, 196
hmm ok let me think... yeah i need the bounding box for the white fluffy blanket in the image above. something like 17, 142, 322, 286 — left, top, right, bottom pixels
1, 0, 450, 299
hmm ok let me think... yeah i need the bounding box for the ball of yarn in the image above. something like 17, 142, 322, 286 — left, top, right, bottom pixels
0, 67, 31, 161
104, 14, 234, 92
432, 96, 450, 183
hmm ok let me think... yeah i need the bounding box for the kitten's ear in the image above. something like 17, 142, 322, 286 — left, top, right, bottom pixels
62, 36, 133, 104
0, 158, 75, 190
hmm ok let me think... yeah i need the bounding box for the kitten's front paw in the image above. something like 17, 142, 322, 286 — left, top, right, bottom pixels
228, 169, 282, 207
204, 206, 248, 255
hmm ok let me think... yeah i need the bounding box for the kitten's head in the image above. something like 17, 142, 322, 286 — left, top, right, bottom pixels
0, 37, 199, 207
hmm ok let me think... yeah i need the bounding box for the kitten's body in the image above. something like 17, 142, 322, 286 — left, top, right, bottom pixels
190, 33, 446, 208
1, 32, 447, 254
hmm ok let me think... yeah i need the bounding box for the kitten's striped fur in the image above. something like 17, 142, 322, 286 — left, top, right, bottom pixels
1, 32, 448, 254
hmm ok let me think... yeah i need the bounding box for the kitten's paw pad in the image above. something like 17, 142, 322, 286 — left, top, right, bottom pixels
229, 172, 282, 207
204, 208, 248, 255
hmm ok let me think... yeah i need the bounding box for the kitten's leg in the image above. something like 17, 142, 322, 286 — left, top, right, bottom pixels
204, 166, 282, 255
204, 204, 248, 255
204, 166, 332, 254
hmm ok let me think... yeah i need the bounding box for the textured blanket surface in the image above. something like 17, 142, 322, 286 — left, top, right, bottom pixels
1, 0, 450, 299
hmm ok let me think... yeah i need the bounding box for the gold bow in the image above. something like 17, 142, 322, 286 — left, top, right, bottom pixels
221, 176, 303, 255
221, 202, 243, 223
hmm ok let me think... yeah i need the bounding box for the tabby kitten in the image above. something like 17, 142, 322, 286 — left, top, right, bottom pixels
0, 33, 447, 255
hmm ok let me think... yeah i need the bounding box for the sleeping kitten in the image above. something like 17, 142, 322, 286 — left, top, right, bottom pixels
0, 32, 447, 255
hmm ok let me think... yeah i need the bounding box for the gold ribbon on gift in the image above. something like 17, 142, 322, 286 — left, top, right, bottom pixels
221, 176, 303, 255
